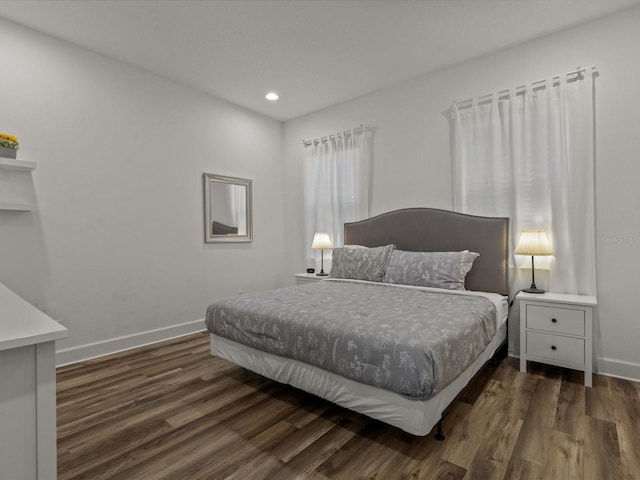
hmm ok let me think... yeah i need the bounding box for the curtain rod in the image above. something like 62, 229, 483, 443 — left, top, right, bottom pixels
302, 124, 366, 148
454, 65, 597, 108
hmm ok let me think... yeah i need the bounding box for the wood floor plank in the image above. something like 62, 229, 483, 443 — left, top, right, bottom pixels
405, 457, 467, 480
221, 450, 284, 480
610, 379, 640, 480
315, 421, 394, 480
464, 413, 523, 480
68, 387, 279, 479
248, 419, 299, 452
221, 388, 309, 439
541, 429, 584, 480
439, 401, 489, 468
267, 406, 351, 462
113, 423, 248, 480
502, 456, 544, 480
58, 376, 215, 445
585, 373, 615, 422
57, 417, 175, 479
57, 364, 133, 392
492, 356, 520, 383
472, 373, 537, 421
554, 375, 585, 436
56, 332, 637, 480
511, 376, 561, 466
456, 363, 495, 405
284, 396, 335, 429
582, 416, 623, 480
164, 373, 271, 428
269, 415, 369, 480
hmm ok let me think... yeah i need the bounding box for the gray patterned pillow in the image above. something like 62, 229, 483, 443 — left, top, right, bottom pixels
330, 245, 395, 282
383, 250, 479, 290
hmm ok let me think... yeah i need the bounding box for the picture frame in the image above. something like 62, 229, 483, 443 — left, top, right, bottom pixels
203, 173, 253, 243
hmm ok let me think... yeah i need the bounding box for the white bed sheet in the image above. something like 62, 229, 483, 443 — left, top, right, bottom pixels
209, 291, 507, 436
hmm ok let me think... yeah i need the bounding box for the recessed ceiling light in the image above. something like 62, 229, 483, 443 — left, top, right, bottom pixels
265, 92, 279, 101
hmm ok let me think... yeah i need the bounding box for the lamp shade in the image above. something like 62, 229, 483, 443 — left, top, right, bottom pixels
514, 230, 553, 256
311, 232, 333, 250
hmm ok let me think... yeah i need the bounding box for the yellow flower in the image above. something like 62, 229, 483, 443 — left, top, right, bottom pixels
0, 133, 19, 147
0, 133, 18, 143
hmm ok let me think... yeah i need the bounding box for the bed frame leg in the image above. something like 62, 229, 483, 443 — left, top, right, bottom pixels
434, 412, 448, 441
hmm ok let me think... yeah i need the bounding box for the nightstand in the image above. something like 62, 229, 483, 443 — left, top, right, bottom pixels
519, 291, 597, 387
294, 273, 327, 285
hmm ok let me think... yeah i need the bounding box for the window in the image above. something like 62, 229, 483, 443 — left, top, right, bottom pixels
303, 127, 371, 264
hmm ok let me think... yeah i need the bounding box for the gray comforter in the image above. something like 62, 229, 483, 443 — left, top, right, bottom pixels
205, 280, 497, 400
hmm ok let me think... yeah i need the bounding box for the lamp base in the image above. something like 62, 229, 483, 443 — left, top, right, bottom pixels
316, 272, 329, 277
523, 287, 545, 294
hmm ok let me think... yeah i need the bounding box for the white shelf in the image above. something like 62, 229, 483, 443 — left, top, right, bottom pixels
0, 157, 37, 211
0, 202, 31, 211
0, 158, 37, 171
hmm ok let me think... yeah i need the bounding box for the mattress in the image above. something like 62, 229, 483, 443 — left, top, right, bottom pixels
209, 315, 507, 436
205, 279, 506, 400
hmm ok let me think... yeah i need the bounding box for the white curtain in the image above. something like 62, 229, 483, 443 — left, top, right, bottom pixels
228, 184, 246, 235
304, 127, 371, 264
452, 74, 596, 296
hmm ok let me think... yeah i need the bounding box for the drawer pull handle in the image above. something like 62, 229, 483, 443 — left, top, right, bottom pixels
551, 345, 557, 350
551, 318, 557, 323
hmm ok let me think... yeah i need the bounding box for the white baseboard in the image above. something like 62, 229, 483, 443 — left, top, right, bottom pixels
509, 353, 640, 383
55, 319, 206, 367
596, 357, 640, 383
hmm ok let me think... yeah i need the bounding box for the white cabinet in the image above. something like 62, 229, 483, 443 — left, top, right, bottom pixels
0, 283, 67, 479
0, 158, 37, 211
294, 273, 327, 285
519, 292, 596, 387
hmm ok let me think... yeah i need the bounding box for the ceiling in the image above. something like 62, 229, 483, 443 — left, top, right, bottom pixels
1, 0, 638, 121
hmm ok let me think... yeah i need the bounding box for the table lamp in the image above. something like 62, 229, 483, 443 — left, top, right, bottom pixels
514, 229, 554, 294
311, 232, 333, 276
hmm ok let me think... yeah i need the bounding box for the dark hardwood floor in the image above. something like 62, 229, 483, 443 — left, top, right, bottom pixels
57, 332, 640, 480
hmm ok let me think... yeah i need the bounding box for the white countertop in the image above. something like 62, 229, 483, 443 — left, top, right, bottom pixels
0, 283, 68, 352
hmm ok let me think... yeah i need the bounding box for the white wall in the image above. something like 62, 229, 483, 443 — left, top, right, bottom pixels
283, 7, 640, 380
0, 18, 286, 363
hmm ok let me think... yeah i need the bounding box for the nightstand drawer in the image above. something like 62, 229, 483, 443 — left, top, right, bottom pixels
526, 331, 585, 365
526, 305, 584, 336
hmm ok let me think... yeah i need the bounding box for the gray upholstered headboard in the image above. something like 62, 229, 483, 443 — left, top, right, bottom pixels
344, 208, 509, 296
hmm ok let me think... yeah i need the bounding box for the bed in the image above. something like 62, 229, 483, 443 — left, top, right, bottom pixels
205, 208, 509, 437
211, 221, 238, 235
